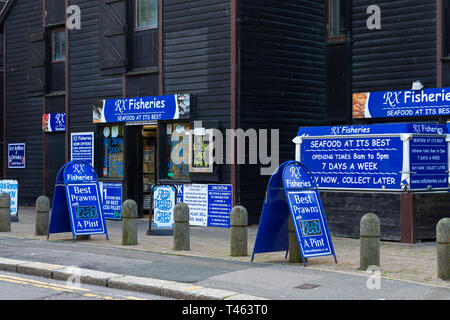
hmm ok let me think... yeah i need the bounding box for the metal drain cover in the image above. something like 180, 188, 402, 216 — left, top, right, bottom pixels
295, 283, 320, 290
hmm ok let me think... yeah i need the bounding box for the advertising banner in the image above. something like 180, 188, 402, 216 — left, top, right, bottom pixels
153, 185, 176, 229
353, 87, 450, 119
8, 143, 25, 169
93, 94, 190, 124
0, 180, 18, 218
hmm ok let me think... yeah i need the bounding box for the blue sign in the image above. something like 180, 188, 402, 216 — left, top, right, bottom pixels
48, 161, 108, 242
300, 136, 404, 190
252, 161, 336, 264
43, 113, 66, 132
409, 136, 448, 189
153, 185, 176, 229
8, 143, 25, 169
353, 87, 450, 119
93, 94, 190, 123
71, 132, 94, 167
100, 182, 122, 220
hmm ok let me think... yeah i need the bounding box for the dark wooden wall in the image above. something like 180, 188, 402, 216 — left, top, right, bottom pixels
352, 0, 437, 93
162, 0, 232, 183
4, 0, 44, 205
238, 0, 327, 223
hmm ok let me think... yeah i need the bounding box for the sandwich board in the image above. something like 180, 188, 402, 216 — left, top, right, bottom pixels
48, 160, 108, 242
251, 161, 337, 266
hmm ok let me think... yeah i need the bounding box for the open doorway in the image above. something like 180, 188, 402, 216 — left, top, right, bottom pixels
142, 125, 157, 214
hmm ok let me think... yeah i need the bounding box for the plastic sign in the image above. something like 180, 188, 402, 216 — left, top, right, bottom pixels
0, 180, 18, 218
252, 161, 336, 265
353, 87, 450, 119
153, 185, 176, 229
48, 161, 108, 242
93, 94, 190, 124
8, 143, 25, 169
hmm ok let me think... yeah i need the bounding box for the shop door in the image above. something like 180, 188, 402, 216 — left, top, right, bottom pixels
143, 127, 157, 213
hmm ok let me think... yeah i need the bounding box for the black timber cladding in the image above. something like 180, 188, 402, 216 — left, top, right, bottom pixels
5, 0, 43, 204
352, 0, 437, 93
162, 0, 232, 183
238, 0, 326, 223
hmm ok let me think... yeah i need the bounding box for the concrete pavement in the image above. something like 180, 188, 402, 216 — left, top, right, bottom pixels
0, 206, 448, 299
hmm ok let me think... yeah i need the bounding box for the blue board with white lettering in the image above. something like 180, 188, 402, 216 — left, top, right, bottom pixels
48, 161, 108, 242
252, 161, 336, 265
296, 123, 449, 191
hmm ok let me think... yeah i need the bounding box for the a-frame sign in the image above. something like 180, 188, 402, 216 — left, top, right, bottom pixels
48, 160, 109, 242
252, 161, 337, 266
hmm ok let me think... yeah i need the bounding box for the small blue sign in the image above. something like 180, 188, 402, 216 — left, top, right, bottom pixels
71, 132, 94, 167
8, 143, 25, 169
153, 185, 176, 229
43, 113, 66, 132
353, 87, 450, 119
48, 161, 108, 241
100, 182, 122, 220
252, 161, 336, 264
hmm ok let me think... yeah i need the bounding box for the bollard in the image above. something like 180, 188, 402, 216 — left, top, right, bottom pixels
230, 206, 248, 257
122, 199, 138, 245
360, 213, 380, 271
173, 203, 190, 251
437, 218, 450, 280
35, 196, 50, 236
0, 193, 11, 232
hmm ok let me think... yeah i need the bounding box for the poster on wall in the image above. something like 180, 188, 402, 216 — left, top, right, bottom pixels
189, 127, 213, 173
8, 143, 25, 169
0, 180, 18, 218
42, 113, 66, 132
175, 184, 233, 228
71, 132, 94, 167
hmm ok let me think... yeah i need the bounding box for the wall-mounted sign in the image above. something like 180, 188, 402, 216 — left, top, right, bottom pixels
8, 143, 25, 169
100, 182, 122, 220
175, 184, 232, 228
42, 113, 66, 132
252, 161, 337, 265
93, 94, 190, 124
71, 132, 94, 167
153, 185, 176, 229
48, 161, 108, 242
295, 123, 449, 191
353, 87, 450, 119
0, 180, 18, 218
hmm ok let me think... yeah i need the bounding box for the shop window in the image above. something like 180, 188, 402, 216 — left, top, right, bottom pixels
103, 126, 124, 179
52, 28, 66, 62
189, 129, 213, 174
327, 0, 347, 41
167, 123, 190, 180
135, 0, 158, 31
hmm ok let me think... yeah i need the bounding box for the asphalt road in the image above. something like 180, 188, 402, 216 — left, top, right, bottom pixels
0, 237, 449, 300
0, 270, 173, 300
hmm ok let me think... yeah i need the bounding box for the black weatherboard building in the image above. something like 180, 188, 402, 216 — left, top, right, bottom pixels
0, 0, 448, 242
0, 0, 326, 225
